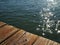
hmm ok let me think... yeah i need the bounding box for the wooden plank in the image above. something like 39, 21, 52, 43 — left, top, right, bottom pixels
0, 22, 6, 27
53, 42, 58, 45
1, 32, 30, 45
1, 31, 38, 45
26, 34, 38, 45
47, 40, 54, 45
13, 32, 38, 45
15, 32, 31, 45
1, 30, 26, 45
33, 37, 49, 45
0, 25, 18, 43
57, 43, 60, 45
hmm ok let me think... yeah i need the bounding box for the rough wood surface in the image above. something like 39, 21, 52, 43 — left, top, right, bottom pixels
33, 37, 49, 45
1, 30, 26, 45
0, 22, 60, 45
0, 25, 18, 43
0, 22, 6, 27
14, 32, 38, 45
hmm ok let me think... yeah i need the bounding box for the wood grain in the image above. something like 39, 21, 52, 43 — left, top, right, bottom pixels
1, 30, 25, 45
0, 25, 18, 43
0, 22, 6, 27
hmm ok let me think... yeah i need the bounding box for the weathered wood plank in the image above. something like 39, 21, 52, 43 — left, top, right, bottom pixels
53, 42, 58, 45
14, 32, 31, 45
26, 34, 38, 45
57, 43, 60, 45
0, 22, 6, 27
33, 37, 49, 45
1, 31, 38, 45
15, 32, 38, 45
0, 25, 18, 43
1, 30, 26, 45
33, 37, 40, 45
47, 40, 54, 45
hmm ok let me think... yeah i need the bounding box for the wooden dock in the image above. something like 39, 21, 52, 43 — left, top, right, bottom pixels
0, 21, 60, 45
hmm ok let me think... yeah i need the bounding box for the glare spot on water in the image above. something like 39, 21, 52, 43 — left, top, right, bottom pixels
42, 28, 44, 31
38, 25, 41, 27
54, 16, 56, 18
57, 30, 60, 33
55, 29, 58, 31
43, 20, 45, 22
49, 12, 53, 16
47, 8, 50, 11
41, 14, 44, 17
49, 30, 53, 34
53, 2, 57, 5
47, 0, 54, 2
47, 19, 50, 22
36, 28, 40, 31
47, 24, 50, 27
43, 8, 50, 12
33, 15, 36, 17
42, 33, 45, 36
45, 17, 48, 19
43, 8, 48, 12
39, 11, 42, 14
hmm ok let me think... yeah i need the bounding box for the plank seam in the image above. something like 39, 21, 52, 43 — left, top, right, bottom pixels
32, 36, 39, 45
0, 29, 20, 44
0, 24, 6, 28
2, 30, 26, 45
17, 31, 26, 41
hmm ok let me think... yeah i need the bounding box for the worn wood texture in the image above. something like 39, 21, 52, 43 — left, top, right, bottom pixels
33, 37, 49, 45
0, 22, 60, 45
1, 30, 26, 45
0, 22, 6, 27
0, 23, 18, 43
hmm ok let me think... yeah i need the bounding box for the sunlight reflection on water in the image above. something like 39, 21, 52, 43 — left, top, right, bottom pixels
0, 0, 60, 43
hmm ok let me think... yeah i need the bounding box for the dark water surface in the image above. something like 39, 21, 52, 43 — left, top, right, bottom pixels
0, 0, 60, 43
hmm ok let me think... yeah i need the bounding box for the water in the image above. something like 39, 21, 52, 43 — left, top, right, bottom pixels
0, 0, 60, 43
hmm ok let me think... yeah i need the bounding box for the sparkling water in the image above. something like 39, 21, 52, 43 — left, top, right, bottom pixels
0, 0, 60, 43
